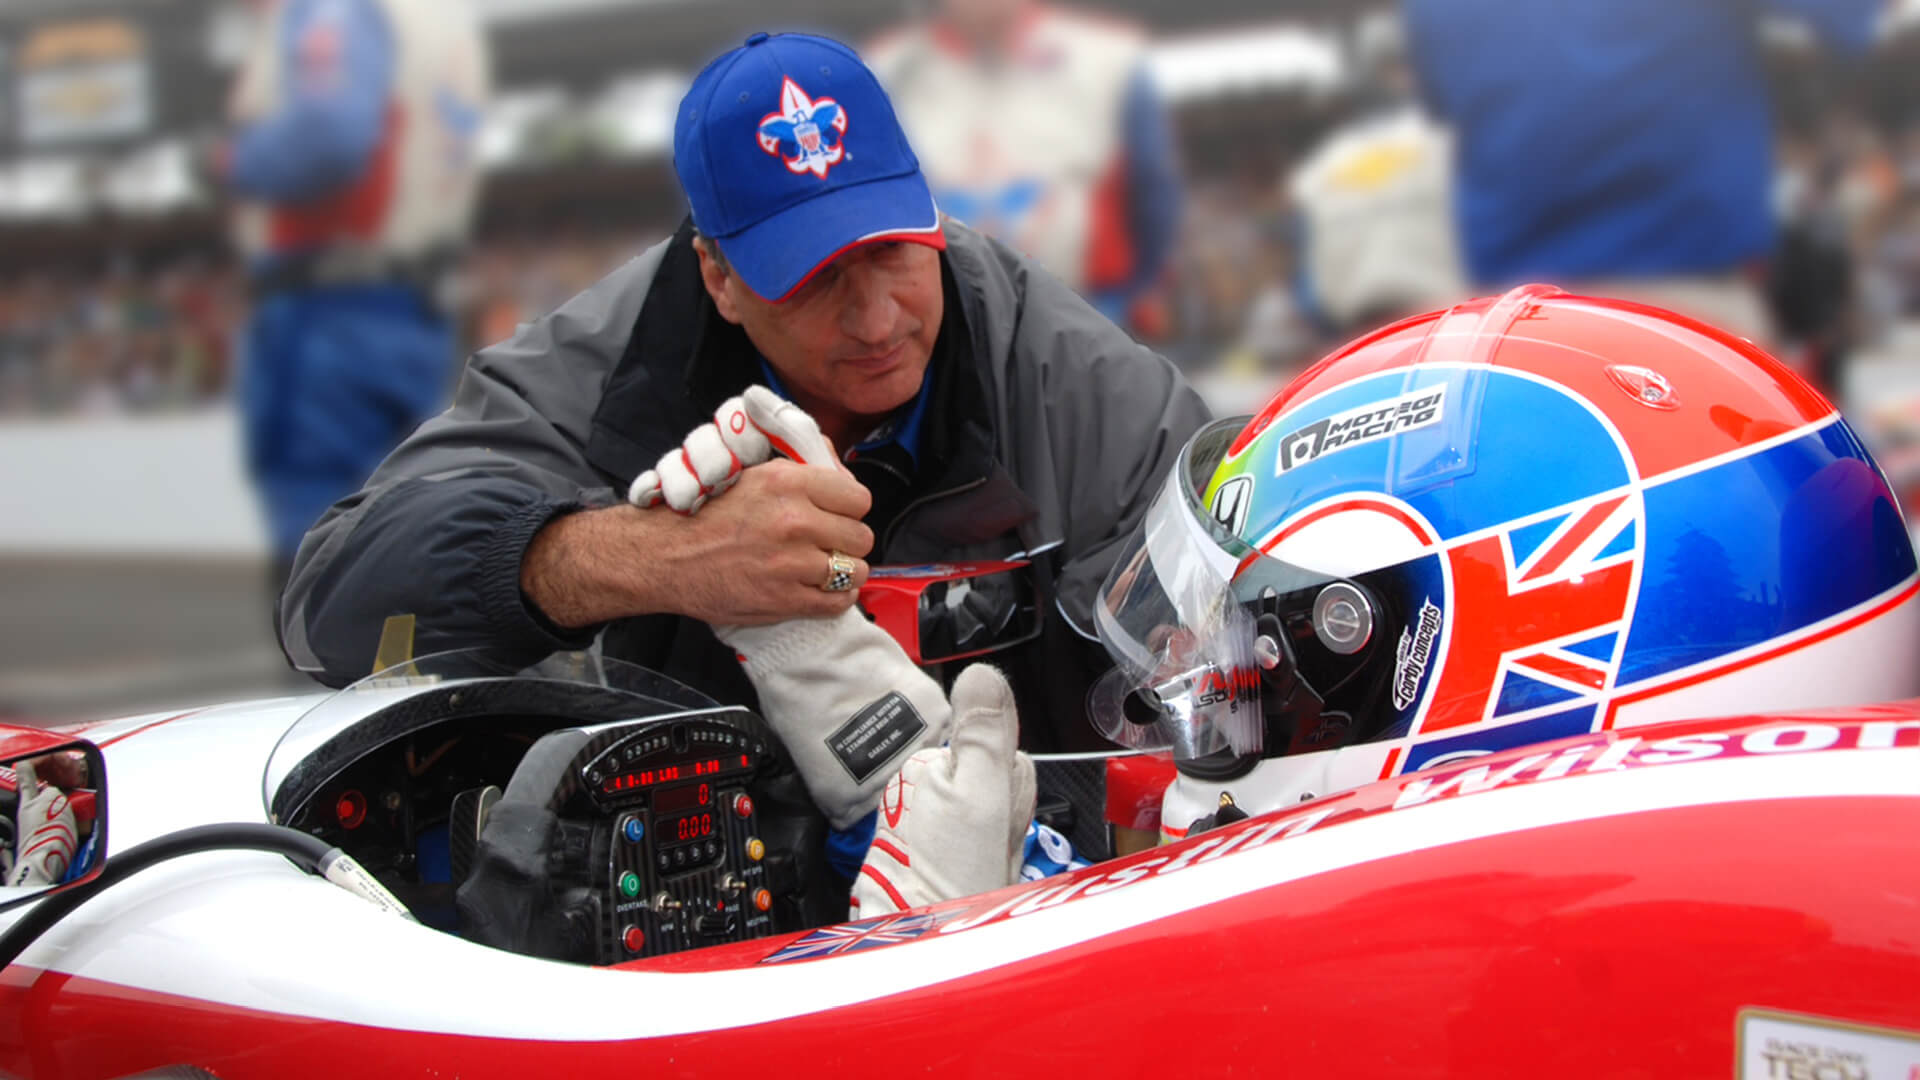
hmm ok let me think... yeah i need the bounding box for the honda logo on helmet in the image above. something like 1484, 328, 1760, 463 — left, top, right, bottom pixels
1210, 476, 1254, 537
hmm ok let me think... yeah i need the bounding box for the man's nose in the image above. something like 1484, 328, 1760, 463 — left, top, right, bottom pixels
838, 264, 900, 345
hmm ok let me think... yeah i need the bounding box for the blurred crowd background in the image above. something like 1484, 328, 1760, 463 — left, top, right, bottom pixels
8, 0, 1920, 717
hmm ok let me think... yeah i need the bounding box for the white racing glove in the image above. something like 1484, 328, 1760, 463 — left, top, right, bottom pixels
675, 387, 957, 827
632, 387, 986, 836
628, 386, 823, 513
640, 387, 1033, 876
625, 384, 956, 826
720, 609, 958, 828
8, 761, 77, 888
851, 665, 1036, 917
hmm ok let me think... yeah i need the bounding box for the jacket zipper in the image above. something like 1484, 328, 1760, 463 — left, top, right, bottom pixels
880, 474, 990, 555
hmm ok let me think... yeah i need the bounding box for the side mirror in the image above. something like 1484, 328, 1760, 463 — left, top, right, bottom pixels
859, 559, 1044, 665
0, 727, 106, 912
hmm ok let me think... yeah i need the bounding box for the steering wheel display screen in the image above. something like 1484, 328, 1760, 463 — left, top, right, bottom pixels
663, 807, 715, 842
654, 781, 713, 815
595, 753, 750, 800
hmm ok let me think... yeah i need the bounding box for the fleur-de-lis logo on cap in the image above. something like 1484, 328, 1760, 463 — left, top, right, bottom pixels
757, 77, 848, 178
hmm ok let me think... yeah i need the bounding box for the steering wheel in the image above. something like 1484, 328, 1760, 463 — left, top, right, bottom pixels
272, 675, 837, 964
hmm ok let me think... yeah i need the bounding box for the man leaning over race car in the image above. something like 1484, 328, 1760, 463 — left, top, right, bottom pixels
275, 33, 1210, 911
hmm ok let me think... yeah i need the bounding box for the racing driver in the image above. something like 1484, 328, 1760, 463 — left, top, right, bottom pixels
1089, 284, 1920, 837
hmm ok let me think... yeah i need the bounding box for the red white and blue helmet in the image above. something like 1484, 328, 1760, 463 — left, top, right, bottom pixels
1091, 285, 1920, 787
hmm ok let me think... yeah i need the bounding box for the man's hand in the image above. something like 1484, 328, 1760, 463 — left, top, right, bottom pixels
523, 385, 874, 629
850, 665, 1037, 916
524, 463, 874, 628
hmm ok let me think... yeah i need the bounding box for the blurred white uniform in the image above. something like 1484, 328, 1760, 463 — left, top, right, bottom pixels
1290, 105, 1466, 328
867, 9, 1152, 297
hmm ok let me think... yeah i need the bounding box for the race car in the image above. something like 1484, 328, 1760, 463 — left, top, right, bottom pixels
1, 645, 1917, 1079
7, 284, 1920, 1078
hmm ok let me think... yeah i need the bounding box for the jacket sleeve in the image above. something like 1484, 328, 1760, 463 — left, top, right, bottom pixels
279, 243, 667, 685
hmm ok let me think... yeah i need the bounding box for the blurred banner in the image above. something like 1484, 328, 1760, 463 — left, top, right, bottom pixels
17, 18, 151, 146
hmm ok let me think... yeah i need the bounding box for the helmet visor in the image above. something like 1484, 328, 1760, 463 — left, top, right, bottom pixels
1091, 415, 1435, 764
1091, 418, 1312, 759
1088, 472, 1264, 759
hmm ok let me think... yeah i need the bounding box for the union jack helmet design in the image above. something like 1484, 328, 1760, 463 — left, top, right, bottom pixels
1091, 285, 1920, 784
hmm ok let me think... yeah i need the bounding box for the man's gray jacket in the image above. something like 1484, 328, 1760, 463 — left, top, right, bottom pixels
279, 220, 1210, 750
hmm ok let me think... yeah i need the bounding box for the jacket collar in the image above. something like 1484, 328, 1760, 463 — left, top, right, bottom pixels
586, 218, 995, 495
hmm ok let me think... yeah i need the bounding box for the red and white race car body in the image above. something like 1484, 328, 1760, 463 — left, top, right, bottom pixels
3, 687, 1919, 1078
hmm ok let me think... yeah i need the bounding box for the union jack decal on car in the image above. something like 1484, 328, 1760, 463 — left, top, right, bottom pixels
763, 909, 954, 963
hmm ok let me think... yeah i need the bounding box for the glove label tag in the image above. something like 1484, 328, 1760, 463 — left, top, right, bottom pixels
828, 692, 927, 782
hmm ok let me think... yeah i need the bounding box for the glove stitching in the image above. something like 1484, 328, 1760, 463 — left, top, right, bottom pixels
860, 864, 910, 911
22, 829, 73, 859
870, 836, 911, 867
679, 445, 706, 497
733, 617, 841, 680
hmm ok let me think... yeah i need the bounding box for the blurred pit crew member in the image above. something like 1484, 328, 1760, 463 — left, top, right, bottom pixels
1401, 0, 1887, 345
218, 0, 489, 590
1089, 284, 1920, 838
865, 0, 1183, 339
277, 33, 1209, 896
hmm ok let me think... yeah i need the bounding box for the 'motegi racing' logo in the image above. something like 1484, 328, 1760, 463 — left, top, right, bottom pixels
1276, 387, 1446, 474
757, 78, 848, 178
1392, 598, 1444, 711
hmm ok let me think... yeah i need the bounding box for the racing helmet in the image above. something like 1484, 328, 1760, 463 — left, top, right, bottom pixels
1091, 284, 1920, 788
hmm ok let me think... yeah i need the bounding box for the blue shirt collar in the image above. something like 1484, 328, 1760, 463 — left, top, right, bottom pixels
755, 359, 933, 467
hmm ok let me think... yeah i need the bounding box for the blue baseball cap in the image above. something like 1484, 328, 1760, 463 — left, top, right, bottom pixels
673, 32, 946, 303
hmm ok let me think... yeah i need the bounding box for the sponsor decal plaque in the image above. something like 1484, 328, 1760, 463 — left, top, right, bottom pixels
1738, 1008, 1920, 1080
827, 691, 927, 782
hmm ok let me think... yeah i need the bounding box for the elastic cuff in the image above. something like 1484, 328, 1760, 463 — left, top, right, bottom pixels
479, 498, 600, 649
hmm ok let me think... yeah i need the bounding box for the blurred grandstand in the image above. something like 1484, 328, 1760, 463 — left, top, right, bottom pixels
5, 0, 1920, 715
0, 0, 1362, 418
2, 2, 1916, 410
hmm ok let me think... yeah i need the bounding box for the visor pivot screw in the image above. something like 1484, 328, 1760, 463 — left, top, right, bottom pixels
1253, 634, 1283, 670
1312, 582, 1374, 655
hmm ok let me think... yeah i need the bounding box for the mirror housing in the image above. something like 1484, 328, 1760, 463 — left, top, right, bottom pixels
0, 727, 107, 912
859, 559, 1044, 665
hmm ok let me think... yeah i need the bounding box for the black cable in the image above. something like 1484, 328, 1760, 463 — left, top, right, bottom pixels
0, 823, 338, 970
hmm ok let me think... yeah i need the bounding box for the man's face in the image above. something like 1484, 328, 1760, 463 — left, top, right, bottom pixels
700, 240, 944, 443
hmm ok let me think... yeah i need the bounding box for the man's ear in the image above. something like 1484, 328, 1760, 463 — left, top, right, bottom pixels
694, 238, 743, 325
